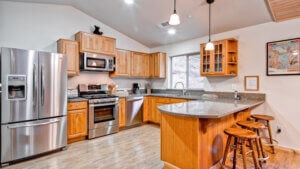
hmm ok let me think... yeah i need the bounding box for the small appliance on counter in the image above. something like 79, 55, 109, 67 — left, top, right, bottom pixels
67, 88, 79, 98
132, 83, 141, 94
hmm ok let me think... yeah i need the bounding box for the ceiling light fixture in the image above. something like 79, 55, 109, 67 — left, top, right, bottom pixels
124, 0, 134, 5
168, 28, 176, 35
205, 0, 214, 51
169, 0, 180, 25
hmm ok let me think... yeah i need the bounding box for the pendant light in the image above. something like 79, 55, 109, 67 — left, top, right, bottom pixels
169, 0, 180, 25
205, 0, 214, 51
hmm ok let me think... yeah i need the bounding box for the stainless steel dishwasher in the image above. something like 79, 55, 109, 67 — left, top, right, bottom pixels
125, 96, 143, 128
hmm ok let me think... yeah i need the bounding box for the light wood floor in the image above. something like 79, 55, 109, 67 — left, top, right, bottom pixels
4, 124, 300, 169
5, 125, 163, 169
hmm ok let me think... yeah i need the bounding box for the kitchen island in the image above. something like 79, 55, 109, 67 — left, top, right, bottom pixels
158, 99, 264, 169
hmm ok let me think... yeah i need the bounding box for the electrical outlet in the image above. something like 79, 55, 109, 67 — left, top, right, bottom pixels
231, 84, 237, 90
277, 126, 282, 134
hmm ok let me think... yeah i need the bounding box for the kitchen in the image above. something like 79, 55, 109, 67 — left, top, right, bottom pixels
1, 0, 300, 169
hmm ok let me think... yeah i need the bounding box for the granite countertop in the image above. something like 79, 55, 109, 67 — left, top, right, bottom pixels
158, 99, 264, 118
68, 97, 88, 102
117, 93, 201, 100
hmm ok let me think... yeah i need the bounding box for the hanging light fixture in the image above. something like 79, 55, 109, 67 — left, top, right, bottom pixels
169, 0, 180, 25
205, 0, 214, 51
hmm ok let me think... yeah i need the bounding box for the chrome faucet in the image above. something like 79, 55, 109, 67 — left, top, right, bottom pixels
234, 90, 240, 100
174, 82, 186, 95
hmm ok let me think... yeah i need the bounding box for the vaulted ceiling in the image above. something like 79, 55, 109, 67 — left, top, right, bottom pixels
4, 0, 297, 48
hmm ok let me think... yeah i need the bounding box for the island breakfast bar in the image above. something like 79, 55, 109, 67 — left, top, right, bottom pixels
158, 99, 264, 169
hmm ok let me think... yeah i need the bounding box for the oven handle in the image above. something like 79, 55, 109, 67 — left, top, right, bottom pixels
90, 102, 118, 107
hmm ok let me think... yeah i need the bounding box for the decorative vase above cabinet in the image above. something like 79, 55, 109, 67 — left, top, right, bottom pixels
200, 38, 238, 76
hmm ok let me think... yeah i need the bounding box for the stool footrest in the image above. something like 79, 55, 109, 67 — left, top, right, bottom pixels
261, 137, 278, 146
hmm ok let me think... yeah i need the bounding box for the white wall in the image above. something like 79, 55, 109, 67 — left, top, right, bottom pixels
0, 1, 150, 89
151, 18, 300, 151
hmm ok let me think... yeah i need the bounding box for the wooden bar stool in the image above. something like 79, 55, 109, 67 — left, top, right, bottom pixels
221, 127, 259, 169
251, 114, 275, 154
237, 120, 269, 167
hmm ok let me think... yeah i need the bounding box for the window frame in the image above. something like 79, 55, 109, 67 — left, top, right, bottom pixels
170, 52, 201, 89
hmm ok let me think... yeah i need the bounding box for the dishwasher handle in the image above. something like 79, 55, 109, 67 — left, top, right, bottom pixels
126, 97, 144, 102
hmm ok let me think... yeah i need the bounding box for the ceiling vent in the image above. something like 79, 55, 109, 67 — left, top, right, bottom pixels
158, 21, 171, 28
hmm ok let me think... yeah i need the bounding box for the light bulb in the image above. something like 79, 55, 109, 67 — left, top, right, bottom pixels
205, 42, 214, 51
169, 13, 180, 25
124, 0, 134, 5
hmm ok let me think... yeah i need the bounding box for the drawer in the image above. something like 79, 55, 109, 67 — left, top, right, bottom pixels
67, 101, 87, 110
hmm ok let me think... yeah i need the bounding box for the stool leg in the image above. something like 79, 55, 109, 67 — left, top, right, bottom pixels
267, 121, 275, 154
249, 139, 259, 169
222, 135, 232, 167
241, 139, 247, 169
233, 137, 238, 169
255, 137, 263, 167
257, 130, 267, 163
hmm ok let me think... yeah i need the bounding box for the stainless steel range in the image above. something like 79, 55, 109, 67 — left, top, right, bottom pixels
78, 84, 119, 139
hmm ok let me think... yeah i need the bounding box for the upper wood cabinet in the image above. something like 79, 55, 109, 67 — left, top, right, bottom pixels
149, 52, 166, 78
75, 31, 116, 56
110, 50, 166, 79
57, 39, 79, 77
131, 52, 150, 78
200, 38, 238, 76
110, 49, 131, 77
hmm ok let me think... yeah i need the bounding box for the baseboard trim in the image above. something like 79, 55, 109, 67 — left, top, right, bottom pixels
275, 145, 300, 154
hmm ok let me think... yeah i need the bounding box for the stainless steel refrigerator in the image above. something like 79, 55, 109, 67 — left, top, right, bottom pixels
0, 48, 67, 166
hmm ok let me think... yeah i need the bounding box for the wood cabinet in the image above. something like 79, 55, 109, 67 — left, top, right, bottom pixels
57, 39, 79, 76
130, 52, 150, 77
143, 96, 149, 122
119, 98, 126, 127
75, 31, 116, 56
149, 52, 166, 78
110, 49, 131, 77
67, 101, 88, 144
200, 38, 238, 76
110, 50, 166, 78
169, 98, 188, 103
146, 97, 189, 124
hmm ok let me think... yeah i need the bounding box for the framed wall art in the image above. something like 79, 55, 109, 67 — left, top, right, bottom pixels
244, 76, 259, 91
267, 38, 300, 76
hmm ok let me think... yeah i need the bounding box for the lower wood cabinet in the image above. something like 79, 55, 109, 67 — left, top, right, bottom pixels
145, 96, 189, 124
67, 101, 88, 144
118, 98, 126, 127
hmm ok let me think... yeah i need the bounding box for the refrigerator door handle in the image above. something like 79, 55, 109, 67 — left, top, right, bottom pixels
7, 119, 61, 129
41, 65, 45, 106
33, 64, 36, 109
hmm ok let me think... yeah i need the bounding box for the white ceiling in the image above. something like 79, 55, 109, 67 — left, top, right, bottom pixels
5, 0, 273, 47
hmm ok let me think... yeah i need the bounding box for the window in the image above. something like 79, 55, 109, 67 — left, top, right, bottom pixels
170, 53, 204, 89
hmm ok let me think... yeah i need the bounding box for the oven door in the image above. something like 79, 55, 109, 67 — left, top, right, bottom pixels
89, 102, 118, 129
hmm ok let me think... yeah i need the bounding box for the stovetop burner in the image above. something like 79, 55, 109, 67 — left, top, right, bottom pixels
80, 94, 118, 99
78, 84, 119, 104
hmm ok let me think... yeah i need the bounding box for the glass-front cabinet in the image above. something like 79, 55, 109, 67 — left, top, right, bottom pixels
200, 38, 238, 76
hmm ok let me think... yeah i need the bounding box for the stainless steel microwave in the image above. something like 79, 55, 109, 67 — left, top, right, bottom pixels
80, 52, 115, 72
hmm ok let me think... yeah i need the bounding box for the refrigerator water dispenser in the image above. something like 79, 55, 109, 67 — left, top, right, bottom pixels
7, 75, 26, 100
